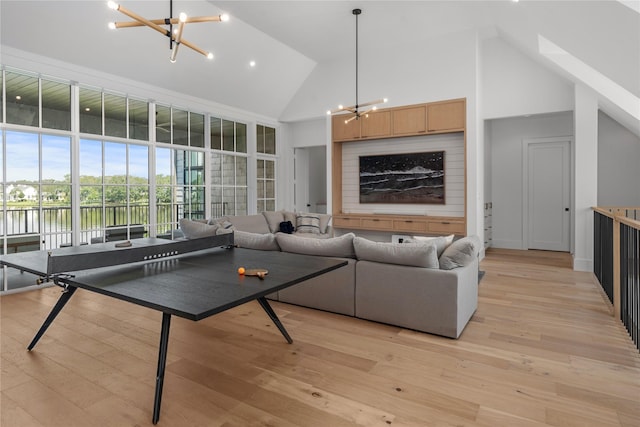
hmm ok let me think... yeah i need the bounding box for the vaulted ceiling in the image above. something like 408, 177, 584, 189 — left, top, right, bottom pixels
1, 1, 638, 127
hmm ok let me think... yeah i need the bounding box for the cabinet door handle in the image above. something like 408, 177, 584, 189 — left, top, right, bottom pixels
441, 221, 450, 224
405, 220, 413, 223
372, 219, 379, 222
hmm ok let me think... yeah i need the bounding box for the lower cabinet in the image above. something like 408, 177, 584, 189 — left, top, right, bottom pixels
333, 214, 465, 235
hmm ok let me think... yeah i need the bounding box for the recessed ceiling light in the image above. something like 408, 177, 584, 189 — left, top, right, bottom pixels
249, 60, 256, 67
15, 95, 21, 100
85, 107, 91, 112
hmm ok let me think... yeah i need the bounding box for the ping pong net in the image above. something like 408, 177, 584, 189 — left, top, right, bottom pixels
44, 233, 234, 282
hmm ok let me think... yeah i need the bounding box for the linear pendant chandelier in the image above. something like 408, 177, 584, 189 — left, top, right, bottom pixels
107, 0, 229, 63
327, 8, 387, 124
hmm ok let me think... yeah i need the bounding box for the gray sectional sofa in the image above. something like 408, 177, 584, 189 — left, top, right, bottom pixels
178, 211, 480, 339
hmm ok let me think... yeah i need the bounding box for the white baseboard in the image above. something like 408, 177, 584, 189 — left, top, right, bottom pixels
491, 239, 523, 250
573, 256, 593, 272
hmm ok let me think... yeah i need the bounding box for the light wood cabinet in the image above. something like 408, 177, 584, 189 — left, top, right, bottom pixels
361, 217, 393, 231
392, 105, 427, 136
331, 98, 467, 236
334, 214, 465, 236
331, 99, 465, 142
427, 219, 465, 235
427, 100, 465, 132
393, 218, 427, 233
360, 111, 391, 139
332, 114, 360, 141
333, 216, 361, 229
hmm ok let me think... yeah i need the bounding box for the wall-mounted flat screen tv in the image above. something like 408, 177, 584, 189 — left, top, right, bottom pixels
359, 151, 445, 204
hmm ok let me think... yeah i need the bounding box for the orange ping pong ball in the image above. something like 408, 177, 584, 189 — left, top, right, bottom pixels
238, 267, 245, 275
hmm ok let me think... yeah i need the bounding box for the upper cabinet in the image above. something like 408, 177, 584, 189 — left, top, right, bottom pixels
426, 99, 465, 132
331, 98, 465, 142
332, 114, 361, 142
360, 110, 391, 139
392, 105, 427, 136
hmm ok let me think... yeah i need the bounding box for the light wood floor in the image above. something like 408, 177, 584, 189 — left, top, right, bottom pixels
2, 249, 639, 426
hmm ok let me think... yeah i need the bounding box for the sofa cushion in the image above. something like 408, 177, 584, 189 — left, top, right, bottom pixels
233, 230, 280, 251
227, 214, 270, 234
276, 232, 356, 258
296, 213, 321, 234
405, 234, 454, 257
439, 236, 481, 270
179, 218, 219, 239
262, 211, 285, 233
353, 237, 439, 269
282, 210, 297, 229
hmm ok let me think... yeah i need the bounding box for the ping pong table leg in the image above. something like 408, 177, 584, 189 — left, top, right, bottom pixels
152, 313, 171, 425
28, 286, 78, 351
257, 297, 293, 344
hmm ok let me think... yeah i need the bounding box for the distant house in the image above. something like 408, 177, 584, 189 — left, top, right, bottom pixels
6, 185, 37, 202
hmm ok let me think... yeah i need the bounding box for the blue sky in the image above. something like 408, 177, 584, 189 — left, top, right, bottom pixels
4, 131, 150, 182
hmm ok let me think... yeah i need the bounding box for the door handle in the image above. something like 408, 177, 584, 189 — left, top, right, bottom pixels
565, 208, 570, 212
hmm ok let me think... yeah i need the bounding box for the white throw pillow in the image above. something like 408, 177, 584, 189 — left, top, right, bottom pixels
404, 234, 454, 257
439, 236, 481, 270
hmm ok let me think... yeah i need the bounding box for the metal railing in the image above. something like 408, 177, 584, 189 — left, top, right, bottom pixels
2, 202, 230, 249
593, 207, 640, 351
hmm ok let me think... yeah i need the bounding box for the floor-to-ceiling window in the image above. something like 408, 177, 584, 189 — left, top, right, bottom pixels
1, 65, 268, 291
79, 139, 150, 243
256, 124, 277, 212
210, 116, 248, 217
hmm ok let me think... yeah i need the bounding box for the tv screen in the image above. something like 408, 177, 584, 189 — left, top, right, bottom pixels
359, 151, 445, 204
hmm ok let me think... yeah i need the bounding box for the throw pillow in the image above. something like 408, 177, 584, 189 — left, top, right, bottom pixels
316, 213, 332, 234
276, 232, 356, 258
404, 234, 454, 257
279, 221, 294, 234
179, 218, 219, 239
233, 230, 280, 251
439, 236, 481, 270
262, 211, 285, 233
353, 237, 439, 269
296, 213, 321, 234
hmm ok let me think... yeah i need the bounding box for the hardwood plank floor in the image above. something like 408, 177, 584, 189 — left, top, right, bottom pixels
2, 249, 639, 426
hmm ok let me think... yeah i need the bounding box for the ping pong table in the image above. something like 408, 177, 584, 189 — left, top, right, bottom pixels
0, 235, 347, 424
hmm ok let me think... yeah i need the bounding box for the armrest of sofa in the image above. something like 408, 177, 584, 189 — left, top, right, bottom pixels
355, 259, 478, 338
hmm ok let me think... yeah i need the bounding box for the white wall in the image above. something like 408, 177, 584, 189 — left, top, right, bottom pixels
281, 30, 477, 122
488, 113, 574, 249
597, 111, 640, 206
482, 37, 574, 119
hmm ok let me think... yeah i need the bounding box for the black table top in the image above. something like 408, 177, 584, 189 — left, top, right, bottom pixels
56, 247, 346, 321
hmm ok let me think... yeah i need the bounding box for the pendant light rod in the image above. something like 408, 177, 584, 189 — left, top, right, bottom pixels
354, 8, 360, 112
326, 8, 387, 121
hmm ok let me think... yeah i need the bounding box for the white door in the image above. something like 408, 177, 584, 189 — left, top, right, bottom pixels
526, 140, 571, 251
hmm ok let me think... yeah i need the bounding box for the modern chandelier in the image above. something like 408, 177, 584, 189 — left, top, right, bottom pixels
327, 8, 387, 124
107, 0, 229, 63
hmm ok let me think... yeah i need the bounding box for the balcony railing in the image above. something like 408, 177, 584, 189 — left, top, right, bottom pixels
593, 207, 640, 352
2, 202, 230, 250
